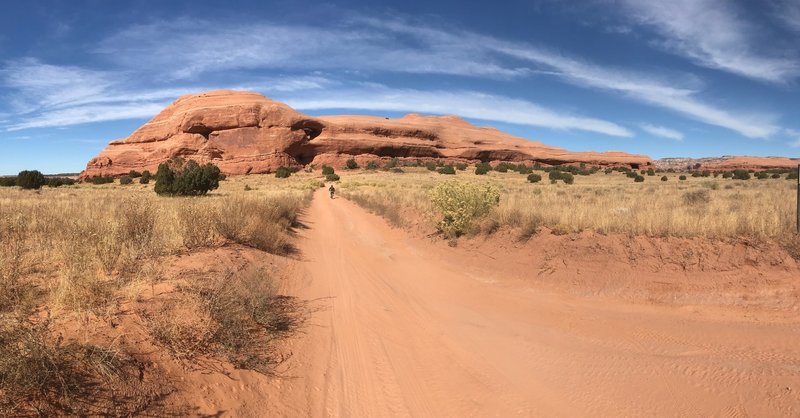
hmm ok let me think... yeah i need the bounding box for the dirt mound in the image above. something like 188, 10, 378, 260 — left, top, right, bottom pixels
81, 90, 653, 178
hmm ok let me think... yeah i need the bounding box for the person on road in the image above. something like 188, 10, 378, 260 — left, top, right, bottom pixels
329, 184, 336, 199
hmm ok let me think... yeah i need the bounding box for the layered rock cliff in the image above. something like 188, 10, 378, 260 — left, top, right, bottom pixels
81, 90, 653, 178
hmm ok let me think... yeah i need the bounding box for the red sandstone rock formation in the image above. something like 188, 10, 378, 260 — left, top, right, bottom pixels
656, 156, 800, 172
81, 90, 653, 178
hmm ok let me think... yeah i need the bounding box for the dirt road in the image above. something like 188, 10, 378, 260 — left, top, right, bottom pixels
269, 189, 800, 417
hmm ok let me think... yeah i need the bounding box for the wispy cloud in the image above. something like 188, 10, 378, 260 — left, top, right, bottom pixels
787, 129, 800, 148
640, 123, 684, 141
615, 0, 799, 82
90, 16, 782, 139
771, 0, 800, 32
280, 86, 634, 137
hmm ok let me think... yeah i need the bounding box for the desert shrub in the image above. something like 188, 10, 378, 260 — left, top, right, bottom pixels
516, 165, 533, 174
634, 175, 645, 182
527, 173, 542, 183
87, 176, 114, 185
139, 170, 151, 184
646, 169, 655, 176
128, 170, 142, 178
732, 169, 751, 180
755, 172, 769, 180
787, 171, 798, 180
425, 161, 437, 171
0, 318, 129, 416
213, 196, 299, 255
771, 173, 781, 179
437, 165, 456, 175
390, 167, 404, 173
429, 180, 500, 238
0, 177, 16, 187
366, 161, 379, 170
679, 175, 687, 180
384, 158, 399, 169
561, 173, 575, 184
46, 177, 76, 188
548, 170, 562, 181
475, 163, 491, 175
455, 163, 467, 171
683, 189, 711, 205
345, 159, 358, 169
119, 175, 133, 185
661, 176, 668, 181
722, 171, 733, 178
321, 165, 335, 175
275, 166, 291, 178
604, 168, 613, 174
147, 267, 302, 373
691, 172, 702, 178
325, 173, 340, 181
494, 163, 509, 173
16, 170, 46, 190
154, 159, 221, 196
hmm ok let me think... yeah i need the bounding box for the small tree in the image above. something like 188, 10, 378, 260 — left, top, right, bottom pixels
437, 165, 456, 175
140, 170, 151, 184
16, 170, 46, 190
475, 163, 491, 175
154, 158, 221, 196
321, 165, 335, 175
732, 169, 751, 180
345, 159, 359, 169
561, 172, 575, 184
527, 173, 542, 183
119, 175, 133, 185
128, 170, 142, 178
325, 173, 340, 181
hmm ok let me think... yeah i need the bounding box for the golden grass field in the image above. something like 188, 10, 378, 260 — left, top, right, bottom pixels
337, 167, 799, 241
1, 165, 798, 414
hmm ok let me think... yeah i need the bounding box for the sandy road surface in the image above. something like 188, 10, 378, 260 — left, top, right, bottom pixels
269, 189, 800, 417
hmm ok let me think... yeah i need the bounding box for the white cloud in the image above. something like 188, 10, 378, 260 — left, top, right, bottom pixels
772, 0, 800, 32
6, 102, 169, 131
616, 0, 799, 82
786, 129, 800, 148
91, 17, 782, 139
640, 123, 684, 141
279, 86, 634, 137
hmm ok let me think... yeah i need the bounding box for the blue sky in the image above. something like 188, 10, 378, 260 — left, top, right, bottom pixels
1, 0, 799, 174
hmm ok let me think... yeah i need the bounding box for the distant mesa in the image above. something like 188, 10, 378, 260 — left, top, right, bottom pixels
656, 156, 800, 172
81, 89, 654, 178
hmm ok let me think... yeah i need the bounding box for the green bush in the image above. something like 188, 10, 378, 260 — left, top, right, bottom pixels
771, 173, 781, 179
140, 170, 151, 184
493, 163, 509, 173
87, 176, 114, 185
384, 158, 399, 169
527, 173, 542, 183
679, 175, 687, 181
429, 180, 500, 238
722, 172, 733, 178
128, 170, 142, 178
321, 165, 335, 175
660, 176, 668, 181
325, 173, 340, 181
16, 170, 46, 190
474, 163, 491, 175
455, 163, 467, 171
562, 173, 575, 184
0, 177, 17, 187
437, 165, 456, 175
46, 177, 76, 187
275, 166, 291, 178
425, 161, 437, 171
548, 170, 562, 181
366, 161, 379, 170
119, 175, 133, 185
634, 175, 644, 182
516, 165, 533, 174
154, 158, 222, 196
787, 171, 798, 180
646, 169, 655, 176
732, 169, 751, 180
755, 172, 769, 180
345, 159, 358, 169
390, 167, 404, 173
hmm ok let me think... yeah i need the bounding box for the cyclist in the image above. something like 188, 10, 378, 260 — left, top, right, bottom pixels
328, 184, 336, 199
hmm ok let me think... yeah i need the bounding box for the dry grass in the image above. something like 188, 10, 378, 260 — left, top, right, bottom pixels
337, 167, 798, 242
0, 173, 315, 412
